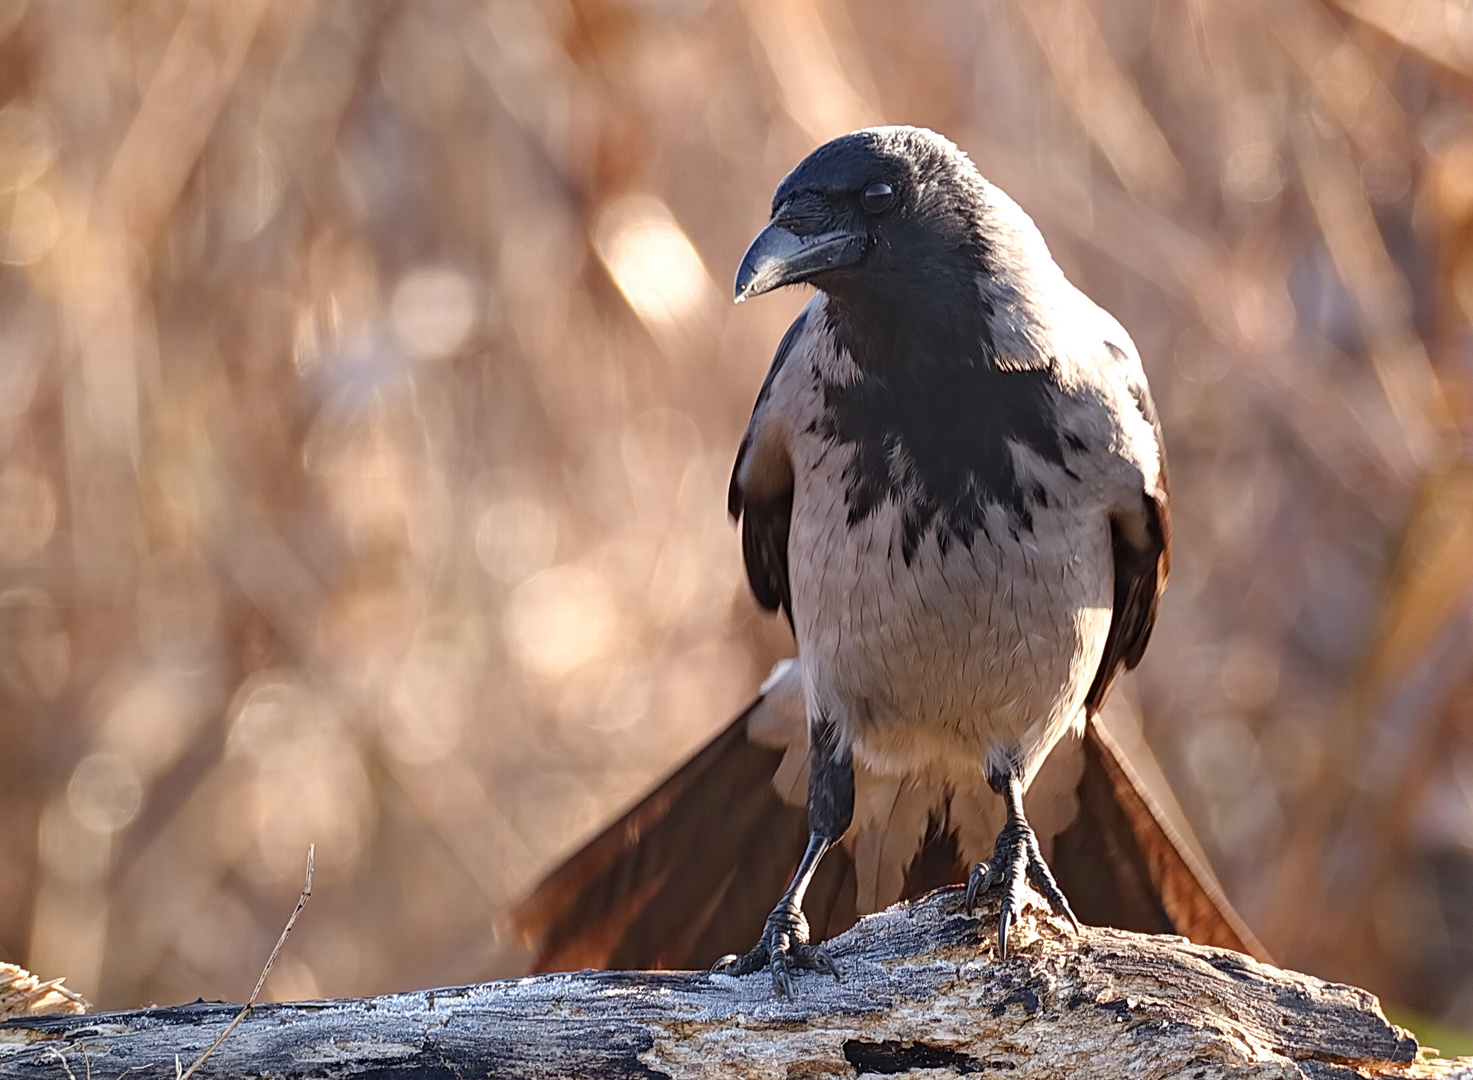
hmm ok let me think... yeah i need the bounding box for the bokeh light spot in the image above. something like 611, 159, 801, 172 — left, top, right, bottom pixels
475, 491, 558, 583
390, 266, 477, 361
384, 645, 467, 764
225, 676, 374, 881
506, 564, 619, 677
102, 674, 202, 780
1222, 143, 1283, 203
0, 462, 56, 561
37, 796, 113, 884
1, 185, 58, 265
594, 196, 713, 327
0, 101, 57, 190
67, 753, 143, 834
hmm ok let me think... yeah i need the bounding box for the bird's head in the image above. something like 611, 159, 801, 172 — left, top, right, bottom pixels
734, 126, 990, 307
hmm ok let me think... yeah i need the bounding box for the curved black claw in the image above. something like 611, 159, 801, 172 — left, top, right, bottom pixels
965, 817, 1080, 959
710, 906, 839, 997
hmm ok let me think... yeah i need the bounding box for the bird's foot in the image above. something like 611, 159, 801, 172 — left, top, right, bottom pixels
965, 817, 1080, 959
711, 904, 839, 997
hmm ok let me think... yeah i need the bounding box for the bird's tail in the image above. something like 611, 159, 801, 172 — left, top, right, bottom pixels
1056, 710, 1269, 959
504, 691, 823, 972
507, 669, 1269, 972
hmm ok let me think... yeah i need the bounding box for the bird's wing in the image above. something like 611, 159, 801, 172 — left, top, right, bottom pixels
728, 304, 812, 622
1084, 343, 1171, 715
1082, 489, 1169, 713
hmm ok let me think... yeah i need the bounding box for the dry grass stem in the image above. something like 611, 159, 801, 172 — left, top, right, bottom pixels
176, 846, 314, 1080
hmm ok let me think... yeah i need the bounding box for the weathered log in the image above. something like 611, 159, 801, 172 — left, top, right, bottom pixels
0, 888, 1460, 1079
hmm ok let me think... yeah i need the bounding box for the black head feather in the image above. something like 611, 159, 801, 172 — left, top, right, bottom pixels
769, 127, 993, 318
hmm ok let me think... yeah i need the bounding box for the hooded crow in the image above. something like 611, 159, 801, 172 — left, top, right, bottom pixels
511, 127, 1260, 994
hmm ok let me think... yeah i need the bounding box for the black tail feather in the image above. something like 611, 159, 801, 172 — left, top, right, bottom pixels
511, 701, 1269, 973
687, 798, 811, 966
509, 699, 809, 971
608, 757, 802, 969
1053, 717, 1269, 960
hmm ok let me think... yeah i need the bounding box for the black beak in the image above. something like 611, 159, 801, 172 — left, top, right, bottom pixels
734, 222, 866, 301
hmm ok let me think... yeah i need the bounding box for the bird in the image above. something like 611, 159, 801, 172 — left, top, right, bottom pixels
509, 126, 1264, 993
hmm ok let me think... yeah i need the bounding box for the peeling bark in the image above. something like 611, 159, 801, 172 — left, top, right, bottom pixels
0, 888, 1461, 1079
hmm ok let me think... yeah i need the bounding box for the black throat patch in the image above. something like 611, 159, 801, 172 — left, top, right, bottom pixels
817, 298, 1075, 563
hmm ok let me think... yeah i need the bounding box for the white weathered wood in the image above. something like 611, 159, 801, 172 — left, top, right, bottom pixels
0, 888, 1461, 1079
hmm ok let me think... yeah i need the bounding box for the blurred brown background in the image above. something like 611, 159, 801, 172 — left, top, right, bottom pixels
2, 0, 1473, 1040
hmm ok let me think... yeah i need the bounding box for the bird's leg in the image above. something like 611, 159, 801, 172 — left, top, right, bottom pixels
712, 718, 852, 996
965, 764, 1080, 959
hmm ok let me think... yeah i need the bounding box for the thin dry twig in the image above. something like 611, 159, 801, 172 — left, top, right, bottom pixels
176, 846, 315, 1080
42, 1048, 75, 1080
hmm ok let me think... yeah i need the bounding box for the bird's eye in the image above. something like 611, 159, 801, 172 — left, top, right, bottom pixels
861, 181, 894, 214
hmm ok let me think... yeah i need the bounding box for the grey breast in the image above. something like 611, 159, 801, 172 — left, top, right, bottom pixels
769, 297, 1119, 784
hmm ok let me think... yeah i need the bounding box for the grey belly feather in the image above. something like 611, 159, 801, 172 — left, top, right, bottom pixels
787, 428, 1114, 788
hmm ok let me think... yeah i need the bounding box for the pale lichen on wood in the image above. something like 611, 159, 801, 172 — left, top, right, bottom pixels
0, 888, 1465, 1079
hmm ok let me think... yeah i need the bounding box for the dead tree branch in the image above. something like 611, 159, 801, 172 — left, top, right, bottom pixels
0, 889, 1458, 1079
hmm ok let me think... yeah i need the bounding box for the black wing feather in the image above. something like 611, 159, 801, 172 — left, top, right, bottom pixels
1084, 397, 1171, 715
729, 306, 810, 623
739, 490, 794, 619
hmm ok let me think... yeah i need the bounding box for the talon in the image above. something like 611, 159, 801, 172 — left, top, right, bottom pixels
718, 903, 836, 995
1026, 852, 1080, 931
770, 955, 792, 998
812, 948, 840, 980
971, 804, 1078, 959
711, 948, 765, 978
965, 860, 997, 914
965, 863, 983, 913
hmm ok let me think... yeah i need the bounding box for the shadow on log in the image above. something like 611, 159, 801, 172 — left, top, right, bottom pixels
0, 888, 1459, 1079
